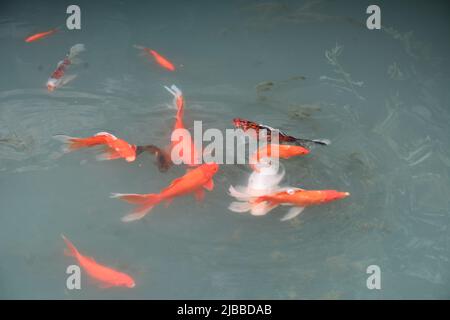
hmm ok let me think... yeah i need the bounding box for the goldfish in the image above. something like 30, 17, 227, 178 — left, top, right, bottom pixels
111, 162, 219, 222
229, 187, 350, 221
47, 44, 85, 91
250, 143, 309, 171
134, 45, 176, 71
53, 132, 137, 162
25, 28, 58, 43
233, 118, 330, 147
61, 234, 135, 288
165, 85, 201, 166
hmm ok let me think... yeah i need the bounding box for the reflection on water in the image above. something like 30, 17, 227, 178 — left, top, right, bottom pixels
0, 0, 449, 299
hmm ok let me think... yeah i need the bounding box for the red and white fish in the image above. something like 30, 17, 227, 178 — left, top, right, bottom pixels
229, 186, 350, 221
61, 234, 135, 289
47, 44, 85, 91
53, 132, 137, 162
134, 45, 176, 71
165, 84, 201, 166
111, 162, 219, 222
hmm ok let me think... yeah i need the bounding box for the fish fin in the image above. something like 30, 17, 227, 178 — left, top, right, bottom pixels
313, 139, 330, 146
53, 135, 78, 153
110, 193, 152, 204
295, 138, 331, 147
228, 185, 252, 201
194, 189, 205, 202
203, 179, 214, 191
61, 234, 79, 257
70, 57, 83, 65
228, 201, 252, 213
121, 204, 155, 222
280, 207, 305, 222
96, 148, 122, 161
59, 74, 77, 87
95, 132, 113, 137
68, 44, 85, 60
251, 201, 278, 216
164, 85, 177, 97
113, 193, 161, 222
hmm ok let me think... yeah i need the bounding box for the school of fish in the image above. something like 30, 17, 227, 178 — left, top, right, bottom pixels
25, 27, 350, 289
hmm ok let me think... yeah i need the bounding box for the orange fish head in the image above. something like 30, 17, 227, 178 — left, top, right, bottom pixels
125, 155, 136, 162
117, 275, 135, 288
289, 145, 310, 156
277, 144, 309, 158
323, 190, 350, 202
202, 162, 219, 177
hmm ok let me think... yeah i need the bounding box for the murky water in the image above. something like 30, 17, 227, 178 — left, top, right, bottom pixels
1, 0, 449, 299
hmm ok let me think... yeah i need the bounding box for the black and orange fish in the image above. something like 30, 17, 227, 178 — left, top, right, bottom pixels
233, 118, 330, 147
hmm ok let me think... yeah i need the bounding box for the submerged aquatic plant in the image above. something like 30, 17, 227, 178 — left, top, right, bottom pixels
320, 44, 365, 101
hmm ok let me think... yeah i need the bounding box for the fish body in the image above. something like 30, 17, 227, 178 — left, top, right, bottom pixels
47, 44, 85, 91
54, 132, 137, 162
112, 162, 219, 222
233, 118, 330, 147
134, 45, 175, 71
25, 28, 58, 42
250, 143, 309, 171
165, 85, 201, 166
61, 234, 135, 288
229, 187, 350, 221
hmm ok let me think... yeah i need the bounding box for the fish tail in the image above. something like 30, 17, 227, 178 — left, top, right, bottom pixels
164, 85, 183, 106
228, 199, 278, 216
133, 44, 145, 50
53, 134, 83, 153
110, 193, 162, 222
68, 43, 85, 60
228, 188, 278, 216
61, 234, 79, 257
295, 138, 331, 147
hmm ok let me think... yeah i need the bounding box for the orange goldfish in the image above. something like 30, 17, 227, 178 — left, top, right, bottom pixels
25, 28, 58, 43
61, 234, 135, 288
250, 143, 309, 171
111, 162, 219, 222
53, 132, 137, 162
229, 187, 350, 221
134, 45, 176, 71
165, 84, 201, 166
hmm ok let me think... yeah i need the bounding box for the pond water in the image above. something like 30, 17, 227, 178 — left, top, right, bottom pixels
0, 0, 449, 299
